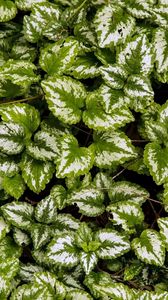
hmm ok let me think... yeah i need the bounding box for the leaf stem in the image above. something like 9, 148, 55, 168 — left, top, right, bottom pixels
0, 95, 42, 105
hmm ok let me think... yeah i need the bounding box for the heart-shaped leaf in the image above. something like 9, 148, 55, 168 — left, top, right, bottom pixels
2, 174, 26, 199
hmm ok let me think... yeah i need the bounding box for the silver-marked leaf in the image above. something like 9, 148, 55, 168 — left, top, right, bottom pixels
39, 37, 79, 75
137, 290, 168, 300
96, 229, 130, 259
31, 224, 52, 250
79, 252, 98, 275
15, 0, 47, 11
93, 172, 113, 190
0, 236, 22, 260
0, 216, 10, 241
67, 54, 100, 79
91, 131, 137, 169
10, 282, 55, 300
151, 5, 168, 28
67, 289, 93, 300
0, 154, 19, 177
0, 122, 26, 155
0, 0, 17, 22
2, 174, 26, 200
74, 20, 97, 46
50, 185, 67, 210
132, 229, 165, 266
144, 143, 168, 185
21, 153, 55, 193
124, 75, 154, 112
41, 75, 86, 125
117, 34, 153, 75
18, 263, 44, 283
13, 228, 31, 247
94, 4, 135, 48
0, 104, 40, 137
1, 201, 34, 231
0, 257, 19, 279
0, 276, 11, 299
56, 134, 94, 178
153, 28, 168, 83
125, 0, 155, 18
100, 64, 128, 89
53, 214, 80, 231
83, 89, 134, 131
47, 233, 79, 267
108, 181, 149, 205
158, 217, 168, 250
67, 185, 105, 217
11, 37, 37, 62
143, 121, 167, 144
107, 201, 144, 233
35, 195, 58, 224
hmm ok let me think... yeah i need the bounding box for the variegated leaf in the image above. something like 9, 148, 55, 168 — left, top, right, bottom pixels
124, 259, 143, 281
35, 195, 58, 224
56, 134, 94, 178
151, 5, 168, 28
124, 75, 154, 112
10, 282, 55, 300
13, 228, 31, 247
74, 20, 97, 46
144, 143, 168, 185
1, 201, 34, 231
39, 37, 79, 75
94, 4, 135, 48
2, 174, 26, 199
53, 214, 80, 231
79, 252, 98, 275
125, 0, 155, 18
47, 233, 79, 267
0, 0, 17, 22
67, 54, 100, 79
96, 229, 130, 259
158, 217, 168, 250
132, 229, 165, 266
107, 201, 144, 232
21, 153, 55, 193
10, 37, 37, 62
100, 64, 128, 89
91, 131, 137, 169
0, 122, 26, 155
0, 154, 19, 177
41, 75, 86, 125
18, 263, 44, 283
67, 289, 93, 299
15, 0, 47, 11
0, 257, 19, 281
0, 276, 11, 299
0, 216, 10, 241
93, 172, 113, 190
67, 185, 105, 217
31, 224, 52, 250
117, 34, 153, 75
108, 181, 149, 205
137, 290, 168, 300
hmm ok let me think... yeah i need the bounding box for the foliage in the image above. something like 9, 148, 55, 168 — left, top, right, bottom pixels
0, 0, 168, 299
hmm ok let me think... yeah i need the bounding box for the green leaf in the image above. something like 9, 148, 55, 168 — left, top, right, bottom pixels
13, 228, 31, 246
41, 75, 86, 124
125, 0, 155, 18
47, 232, 79, 268
21, 153, 55, 193
158, 217, 168, 250
124, 75, 154, 112
124, 259, 143, 281
0, 79, 26, 98
91, 131, 137, 169
31, 224, 52, 250
0, 236, 22, 260
56, 134, 94, 178
108, 181, 149, 205
100, 64, 128, 89
15, 0, 47, 11
67, 289, 93, 299
1, 201, 34, 231
0, 0, 17, 22
107, 201, 144, 233
0, 154, 19, 177
0, 122, 26, 155
96, 229, 130, 259
132, 229, 166, 266
144, 143, 168, 185
0, 276, 12, 300
11, 37, 37, 62
67, 185, 105, 217
67, 54, 100, 79
94, 4, 135, 48
152, 28, 168, 83
10, 282, 55, 300
74, 20, 97, 46
39, 37, 79, 75
117, 34, 153, 75
0, 216, 10, 241
2, 174, 26, 199
53, 214, 80, 231
151, 4, 168, 28
0, 257, 19, 279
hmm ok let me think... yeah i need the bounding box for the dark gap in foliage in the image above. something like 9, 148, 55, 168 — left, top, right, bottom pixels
153, 82, 168, 105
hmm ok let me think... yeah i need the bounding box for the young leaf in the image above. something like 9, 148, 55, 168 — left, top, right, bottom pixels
79, 252, 98, 275
41, 75, 86, 124
21, 153, 55, 193
55, 134, 94, 178
2, 174, 26, 200
13, 228, 31, 247
132, 229, 166, 266
0, 0, 17, 22
144, 143, 168, 185
31, 224, 52, 250
94, 4, 135, 48
91, 130, 137, 169
1, 201, 34, 231
100, 64, 128, 89
0, 216, 10, 241
158, 217, 168, 250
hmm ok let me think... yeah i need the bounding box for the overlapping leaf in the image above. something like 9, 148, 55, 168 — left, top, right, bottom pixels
2, 174, 26, 199
0, 0, 17, 22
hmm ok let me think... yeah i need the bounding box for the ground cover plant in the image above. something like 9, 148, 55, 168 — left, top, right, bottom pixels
0, 0, 168, 299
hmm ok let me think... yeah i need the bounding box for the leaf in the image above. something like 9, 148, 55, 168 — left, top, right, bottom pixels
35, 195, 58, 224
31, 224, 52, 250
1, 201, 34, 231
151, 5, 168, 29
67, 185, 105, 217
10, 282, 55, 300
0, 79, 26, 98
94, 4, 135, 48
124, 75, 154, 112
152, 28, 168, 83
124, 259, 143, 281
137, 290, 168, 300
39, 37, 79, 75
96, 229, 130, 259
67, 54, 100, 79
93, 171, 113, 190
0, 276, 12, 300
56, 134, 94, 178
79, 252, 98, 275
0, 122, 26, 155
108, 181, 149, 205
15, 0, 47, 11
2, 174, 26, 199
41, 75, 86, 124
100, 64, 128, 89
0, 216, 10, 241
117, 34, 153, 75
47, 233, 79, 268
0, 257, 19, 279
13, 228, 31, 246
0, 0, 17, 22
132, 229, 166, 266
125, 0, 155, 18
53, 214, 80, 231
91, 131, 137, 169
158, 217, 168, 250
74, 20, 97, 46
0, 154, 19, 177
11, 37, 37, 62
107, 201, 144, 233
21, 153, 55, 193
18, 263, 44, 283
144, 143, 168, 185
67, 289, 93, 299
0, 236, 22, 260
